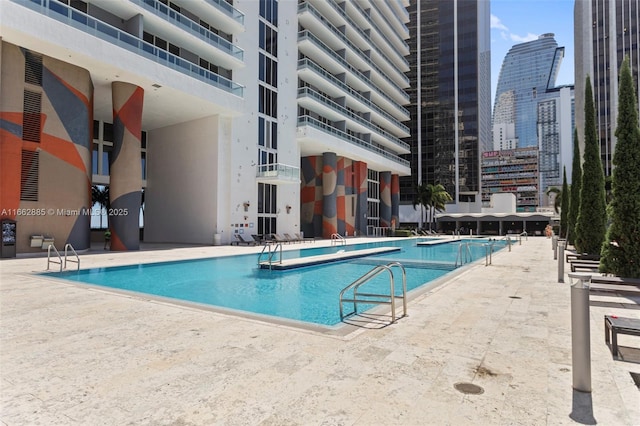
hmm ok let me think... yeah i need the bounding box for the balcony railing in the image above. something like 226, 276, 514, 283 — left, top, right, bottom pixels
299, 2, 409, 89
131, 0, 243, 61
15, 0, 244, 96
320, 0, 409, 70
298, 30, 409, 106
350, 1, 409, 53
298, 58, 409, 125
297, 87, 409, 152
203, 0, 244, 26
297, 115, 410, 168
256, 163, 300, 184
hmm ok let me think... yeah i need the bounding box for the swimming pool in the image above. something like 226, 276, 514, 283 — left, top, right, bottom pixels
50, 238, 506, 327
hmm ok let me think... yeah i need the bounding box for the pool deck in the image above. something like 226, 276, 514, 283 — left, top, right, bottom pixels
1, 236, 639, 425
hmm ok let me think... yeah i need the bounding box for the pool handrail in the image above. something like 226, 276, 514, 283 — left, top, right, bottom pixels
339, 261, 407, 324
331, 233, 346, 246
47, 244, 63, 272
64, 243, 80, 271
258, 242, 282, 269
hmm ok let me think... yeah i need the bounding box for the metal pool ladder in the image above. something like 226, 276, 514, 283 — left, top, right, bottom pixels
339, 261, 407, 324
47, 243, 80, 271
331, 233, 346, 246
257, 243, 282, 269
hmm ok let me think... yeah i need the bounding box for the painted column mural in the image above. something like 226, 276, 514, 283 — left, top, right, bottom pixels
391, 174, 400, 228
379, 171, 392, 227
300, 155, 323, 238
0, 43, 92, 252
109, 82, 143, 251
322, 152, 337, 239
353, 161, 368, 236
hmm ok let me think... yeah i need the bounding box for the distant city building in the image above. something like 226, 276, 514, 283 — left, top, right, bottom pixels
574, 0, 640, 176
481, 147, 539, 212
399, 0, 491, 224
490, 34, 574, 207
537, 85, 575, 204
492, 34, 565, 149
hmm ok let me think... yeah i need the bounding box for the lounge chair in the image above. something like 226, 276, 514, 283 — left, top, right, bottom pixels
234, 233, 258, 246
271, 233, 291, 244
284, 233, 301, 243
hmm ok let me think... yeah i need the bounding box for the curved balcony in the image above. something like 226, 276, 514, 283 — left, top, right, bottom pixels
298, 2, 409, 89
297, 58, 409, 135
131, 0, 243, 63
298, 30, 409, 107
297, 87, 410, 154
297, 115, 410, 170
16, 0, 244, 96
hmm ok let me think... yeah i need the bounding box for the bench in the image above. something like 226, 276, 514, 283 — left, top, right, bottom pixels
569, 259, 600, 272
605, 315, 640, 359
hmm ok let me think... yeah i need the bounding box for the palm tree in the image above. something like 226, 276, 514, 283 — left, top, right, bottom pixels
412, 183, 430, 229
427, 183, 452, 232
91, 185, 110, 229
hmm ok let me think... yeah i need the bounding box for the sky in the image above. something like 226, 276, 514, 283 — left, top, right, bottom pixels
490, 0, 575, 107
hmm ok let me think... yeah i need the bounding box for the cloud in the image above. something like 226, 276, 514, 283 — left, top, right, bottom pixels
491, 14, 538, 44
510, 32, 539, 43
491, 14, 509, 31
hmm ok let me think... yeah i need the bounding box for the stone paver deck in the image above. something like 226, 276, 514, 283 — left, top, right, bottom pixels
1, 237, 639, 425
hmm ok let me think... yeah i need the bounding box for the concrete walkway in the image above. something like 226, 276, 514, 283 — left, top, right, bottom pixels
1, 237, 639, 425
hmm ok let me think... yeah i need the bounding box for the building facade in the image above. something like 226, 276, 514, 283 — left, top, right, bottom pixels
481, 147, 539, 212
490, 34, 574, 207
399, 0, 491, 224
574, 0, 640, 176
492, 34, 565, 149
0, 0, 411, 253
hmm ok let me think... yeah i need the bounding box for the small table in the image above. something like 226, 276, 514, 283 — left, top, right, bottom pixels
604, 315, 640, 358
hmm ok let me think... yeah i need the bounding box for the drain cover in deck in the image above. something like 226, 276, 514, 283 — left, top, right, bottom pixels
454, 382, 484, 395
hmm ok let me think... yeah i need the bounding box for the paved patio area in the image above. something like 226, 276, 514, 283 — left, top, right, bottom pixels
1, 236, 639, 425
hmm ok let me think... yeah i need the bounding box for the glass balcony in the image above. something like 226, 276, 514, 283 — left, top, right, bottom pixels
298, 58, 410, 126
298, 30, 409, 106
131, 0, 243, 61
320, 0, 409, 70
298, 2, 409, 88
15, 0, 244, 97
297, 115, 410, 168
202, 0, 244, 26
297, 87, 410, 153
256, 163, 300, 184
350, 1, 409, 54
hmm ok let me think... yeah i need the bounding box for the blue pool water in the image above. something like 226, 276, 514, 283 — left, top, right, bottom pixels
50, 238, 506, 327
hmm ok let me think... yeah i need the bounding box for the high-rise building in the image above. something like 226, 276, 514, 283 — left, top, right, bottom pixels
399, 0, 491, 222
490, 34, 574, 209
492, 34, 565, 149
0, 0, 411, 253
574, 0, 640, 176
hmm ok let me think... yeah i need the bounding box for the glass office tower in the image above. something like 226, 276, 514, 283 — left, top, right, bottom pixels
492, 34, 564, 149
400, 0, 491, 214
575, 0, 640, 176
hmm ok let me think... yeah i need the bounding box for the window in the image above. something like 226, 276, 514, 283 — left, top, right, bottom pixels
258, 183, 277, 235
20, 150, 39, 201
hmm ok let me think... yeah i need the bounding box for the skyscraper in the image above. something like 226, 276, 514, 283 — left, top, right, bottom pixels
399, 0, 491, 221
574, 0, 640, 176
492, 34, 565, 149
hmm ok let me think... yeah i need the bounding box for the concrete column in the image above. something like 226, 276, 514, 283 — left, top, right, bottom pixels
109, 82, 143, 250
391, 174, 400, 228
322, 152, 337, 238
379, 171, 392, 227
